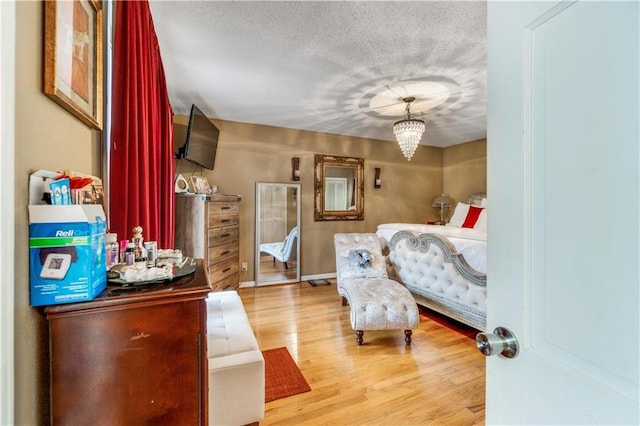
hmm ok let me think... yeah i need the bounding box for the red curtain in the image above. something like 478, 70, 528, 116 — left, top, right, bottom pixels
110, 0, 174, 248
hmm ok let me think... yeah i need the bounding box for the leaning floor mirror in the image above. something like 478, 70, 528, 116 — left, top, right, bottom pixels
255, 182, 301, 286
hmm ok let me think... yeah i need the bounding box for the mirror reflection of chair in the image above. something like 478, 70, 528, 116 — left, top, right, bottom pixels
259, 226, 298, 269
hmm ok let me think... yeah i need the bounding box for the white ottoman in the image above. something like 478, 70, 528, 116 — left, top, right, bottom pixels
206, 291, 264, 425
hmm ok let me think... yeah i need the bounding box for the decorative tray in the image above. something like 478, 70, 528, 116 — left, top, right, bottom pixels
107, 257, 196, 287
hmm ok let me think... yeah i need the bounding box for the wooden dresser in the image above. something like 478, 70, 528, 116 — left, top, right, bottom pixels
44, 260, 211, 425
175, 194, 241, 291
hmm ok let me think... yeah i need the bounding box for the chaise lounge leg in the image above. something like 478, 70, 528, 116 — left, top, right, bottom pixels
356, 330, 364, 345
404, 329, 412, 345
341, 297, 348, 306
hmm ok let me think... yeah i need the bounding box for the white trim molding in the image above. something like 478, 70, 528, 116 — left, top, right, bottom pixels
0, 1, 16, 424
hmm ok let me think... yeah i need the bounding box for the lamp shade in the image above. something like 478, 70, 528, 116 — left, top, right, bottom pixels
432, 194, 452, 208
432, 194, 452, 224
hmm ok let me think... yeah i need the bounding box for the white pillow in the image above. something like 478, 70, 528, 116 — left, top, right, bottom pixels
474, 208, 487, 231
446, 202, 470, 227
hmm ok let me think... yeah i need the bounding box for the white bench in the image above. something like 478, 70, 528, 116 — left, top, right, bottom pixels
206, 291, 264, 425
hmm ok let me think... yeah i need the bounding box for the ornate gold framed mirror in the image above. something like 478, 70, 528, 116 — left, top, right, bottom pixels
314, 154, 364, 221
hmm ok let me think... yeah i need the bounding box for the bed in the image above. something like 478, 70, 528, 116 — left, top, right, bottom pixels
375, 198, 487, 331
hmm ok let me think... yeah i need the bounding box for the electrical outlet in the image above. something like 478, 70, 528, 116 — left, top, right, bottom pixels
241, 262, 248, 272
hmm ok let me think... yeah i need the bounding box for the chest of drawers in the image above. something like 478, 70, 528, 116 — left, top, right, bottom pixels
206, 197, 240, 291
175, 194, 241, 291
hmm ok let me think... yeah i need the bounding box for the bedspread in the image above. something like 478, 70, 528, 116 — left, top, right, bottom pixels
376, 223, 487, 274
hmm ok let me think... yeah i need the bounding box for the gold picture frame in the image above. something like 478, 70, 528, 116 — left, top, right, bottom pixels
44, 0, 103, 130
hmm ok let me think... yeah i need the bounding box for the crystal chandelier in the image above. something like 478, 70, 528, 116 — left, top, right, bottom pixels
393, 97, 425, 161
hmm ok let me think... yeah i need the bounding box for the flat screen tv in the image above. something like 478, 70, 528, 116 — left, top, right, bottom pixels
177, 104, 219, 170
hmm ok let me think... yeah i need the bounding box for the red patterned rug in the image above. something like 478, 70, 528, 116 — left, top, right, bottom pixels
263, 347, 311, 402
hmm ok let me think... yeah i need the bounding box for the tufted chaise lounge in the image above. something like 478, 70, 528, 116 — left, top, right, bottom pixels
333, 233, 420, 345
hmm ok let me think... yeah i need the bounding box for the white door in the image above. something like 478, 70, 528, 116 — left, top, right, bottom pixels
487, 1, 638, 424
0, 1, 15, 423
259, 184, 287, 243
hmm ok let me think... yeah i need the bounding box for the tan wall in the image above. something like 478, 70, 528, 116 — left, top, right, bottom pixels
175, 117, 444, 278
443, 138, 487, 218
14, 2, 104, 424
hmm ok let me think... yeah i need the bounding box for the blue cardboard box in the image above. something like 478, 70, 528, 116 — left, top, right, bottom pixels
29, 204, 107, 306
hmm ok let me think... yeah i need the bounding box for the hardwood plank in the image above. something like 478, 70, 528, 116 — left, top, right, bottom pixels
239, 281, 485, 425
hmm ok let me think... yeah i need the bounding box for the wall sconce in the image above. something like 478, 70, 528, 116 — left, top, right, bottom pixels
374, 167, 381, 189
292, 157, 300, 181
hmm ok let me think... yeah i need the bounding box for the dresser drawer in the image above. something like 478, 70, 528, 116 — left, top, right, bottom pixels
208, 243, 238, 263
208, 225, 239, 246
210, 273, 239, 292
208, 202, 238, 216
208, 213, 238, 228
209, 258, 239, 282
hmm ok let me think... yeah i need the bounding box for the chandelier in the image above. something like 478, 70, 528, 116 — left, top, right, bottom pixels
393, 97, 425, 161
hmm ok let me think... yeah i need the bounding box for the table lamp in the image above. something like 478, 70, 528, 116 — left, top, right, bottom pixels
432, 194, 452, 225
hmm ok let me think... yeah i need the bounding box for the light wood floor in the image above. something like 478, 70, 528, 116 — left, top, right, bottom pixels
258, 254, 298, 283
238, 281, 485, 426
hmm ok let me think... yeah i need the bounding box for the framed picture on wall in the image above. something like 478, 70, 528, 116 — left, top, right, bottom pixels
43, 0, 103, 130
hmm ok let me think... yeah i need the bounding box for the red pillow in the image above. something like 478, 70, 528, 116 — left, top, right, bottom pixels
461, 206, 484, 228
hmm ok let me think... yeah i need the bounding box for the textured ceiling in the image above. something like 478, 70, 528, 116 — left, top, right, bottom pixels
149, 1, 486, 148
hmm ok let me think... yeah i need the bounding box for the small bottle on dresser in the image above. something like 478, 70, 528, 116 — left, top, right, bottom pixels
125, 242, 135, 266
106, 233, 119, 268
131, 225, 147, 266
144, 241, 157, 267
120, 240, 129, 264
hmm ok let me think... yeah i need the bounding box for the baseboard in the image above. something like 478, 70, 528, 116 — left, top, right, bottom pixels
239, 280, 256, 288
239, 273, 336, 288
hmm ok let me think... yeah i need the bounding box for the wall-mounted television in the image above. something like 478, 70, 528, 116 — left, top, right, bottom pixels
176, 104, 219, 170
